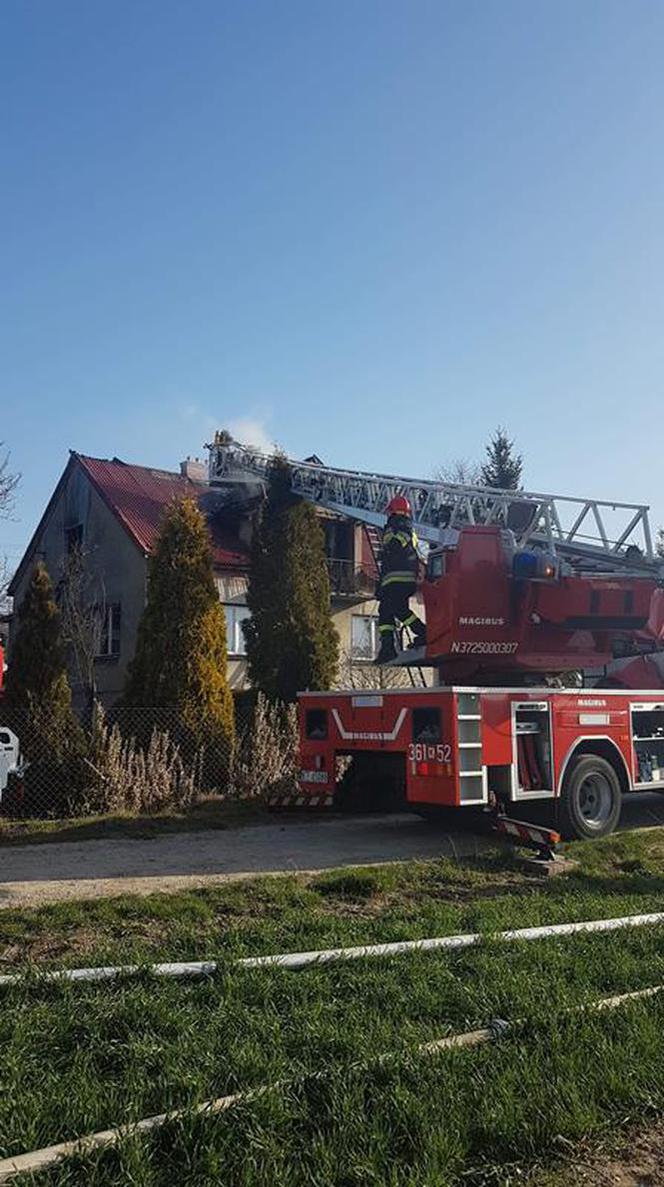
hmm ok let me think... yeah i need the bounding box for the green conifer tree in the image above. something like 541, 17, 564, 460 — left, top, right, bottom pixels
124, 498, 235, 778
244, 456, 339, 702
481, 427, 523, 490
4, 562, 82, 763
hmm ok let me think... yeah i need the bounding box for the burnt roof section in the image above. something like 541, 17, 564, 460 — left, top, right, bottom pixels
76, 454, 249, 569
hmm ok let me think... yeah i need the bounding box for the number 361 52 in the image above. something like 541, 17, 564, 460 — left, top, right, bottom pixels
408, 742, 452, 763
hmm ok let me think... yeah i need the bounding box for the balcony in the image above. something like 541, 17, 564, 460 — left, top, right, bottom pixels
327, 558, 376, 602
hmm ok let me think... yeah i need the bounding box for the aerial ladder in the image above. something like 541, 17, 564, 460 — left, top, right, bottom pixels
208, 432, 664, 688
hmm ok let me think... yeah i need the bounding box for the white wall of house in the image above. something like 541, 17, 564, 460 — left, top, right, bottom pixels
214, 575, 430, 693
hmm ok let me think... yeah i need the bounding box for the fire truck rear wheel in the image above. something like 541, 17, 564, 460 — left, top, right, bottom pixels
559, 755, 621, 840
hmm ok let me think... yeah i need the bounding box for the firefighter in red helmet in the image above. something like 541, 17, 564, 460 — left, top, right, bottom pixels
375, 494, 426, 664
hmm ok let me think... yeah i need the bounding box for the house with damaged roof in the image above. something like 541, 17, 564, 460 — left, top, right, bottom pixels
8, 451, 388, 708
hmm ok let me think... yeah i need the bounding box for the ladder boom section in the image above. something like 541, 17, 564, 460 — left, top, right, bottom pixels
208, 434, 657, 572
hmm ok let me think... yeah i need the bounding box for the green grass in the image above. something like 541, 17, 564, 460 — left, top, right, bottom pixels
4, 929, 664, 1184
2, 828, 664, 971
0, 796, 268, 846
3, 828, 664, 1184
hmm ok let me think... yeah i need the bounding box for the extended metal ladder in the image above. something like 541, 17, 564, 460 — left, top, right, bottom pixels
208, 432, 659, 576
363, 524, 383, 569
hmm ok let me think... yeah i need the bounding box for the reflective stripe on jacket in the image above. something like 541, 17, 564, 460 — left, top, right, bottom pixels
381, 570, 417, 587
379, 516, 419, 590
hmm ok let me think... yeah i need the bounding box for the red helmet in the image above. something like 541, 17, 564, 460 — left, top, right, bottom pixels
386, 494, 412, 518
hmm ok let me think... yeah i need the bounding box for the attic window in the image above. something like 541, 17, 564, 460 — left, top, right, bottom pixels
65, 524, 83, 554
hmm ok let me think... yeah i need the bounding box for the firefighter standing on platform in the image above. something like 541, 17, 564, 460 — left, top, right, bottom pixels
375, 495, 427, 664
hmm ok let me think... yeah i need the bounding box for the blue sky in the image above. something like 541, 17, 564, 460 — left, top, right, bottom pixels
2, 0, 664, 567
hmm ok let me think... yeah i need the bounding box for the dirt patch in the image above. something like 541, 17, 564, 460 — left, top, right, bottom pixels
0, 918, 175, 966
311, 877, 540, 920
0, 869, 291, 911
532, 1119, 664, 1186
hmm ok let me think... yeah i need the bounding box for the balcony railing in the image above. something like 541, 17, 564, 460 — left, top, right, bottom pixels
326, 558, 376, 600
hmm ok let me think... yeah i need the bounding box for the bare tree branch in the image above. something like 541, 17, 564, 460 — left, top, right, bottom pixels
335, 647, 412, 690
0, 562, 11, 613
58, 546, 106, 712
0, 445, 19, 520
434, 458, 482, 487
0, 444, 19, 607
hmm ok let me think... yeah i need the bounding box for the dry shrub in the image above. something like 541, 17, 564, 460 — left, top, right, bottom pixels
231, 693, 298, 801
335, 647, 411, 690
82, 705, 202, 815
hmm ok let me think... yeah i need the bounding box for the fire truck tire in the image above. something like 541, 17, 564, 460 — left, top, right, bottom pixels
559, 755, 621, 840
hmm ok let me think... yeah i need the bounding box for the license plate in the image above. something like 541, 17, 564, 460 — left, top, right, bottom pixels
300, 770, 328, 784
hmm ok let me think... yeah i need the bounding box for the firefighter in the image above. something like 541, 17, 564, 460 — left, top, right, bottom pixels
375, 495, 426, 664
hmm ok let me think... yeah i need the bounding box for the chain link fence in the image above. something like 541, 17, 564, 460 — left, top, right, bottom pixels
0, 697, 299, 822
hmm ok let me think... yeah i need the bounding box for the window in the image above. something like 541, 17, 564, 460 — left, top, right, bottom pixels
351, 614, 379, 660
225, 604, 251, 656
65, 523, 83, 555
412, 707, 441, 743
95, 603, 121, 659
305, 709, 328, 740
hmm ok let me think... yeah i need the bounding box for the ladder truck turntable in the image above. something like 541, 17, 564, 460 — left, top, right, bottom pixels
209, 435, 664, 840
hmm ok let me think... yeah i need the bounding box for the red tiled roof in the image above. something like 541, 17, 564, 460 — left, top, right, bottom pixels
76, 454, 249, 570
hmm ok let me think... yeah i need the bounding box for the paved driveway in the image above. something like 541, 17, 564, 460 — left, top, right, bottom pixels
0, 791, 661, 910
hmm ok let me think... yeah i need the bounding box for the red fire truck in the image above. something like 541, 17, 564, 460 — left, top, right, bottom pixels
208, 435, 664, 840
299, 685, 664, 840
298, 525, 664, 840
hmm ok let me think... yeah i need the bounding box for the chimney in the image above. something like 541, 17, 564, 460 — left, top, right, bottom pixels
180, 457, 208, 483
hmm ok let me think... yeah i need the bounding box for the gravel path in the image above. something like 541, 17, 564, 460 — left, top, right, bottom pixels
0, 790, 661, 911
0, 813, 487, 909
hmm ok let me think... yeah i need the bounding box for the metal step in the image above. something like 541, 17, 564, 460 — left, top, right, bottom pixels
387, 645, 429, 668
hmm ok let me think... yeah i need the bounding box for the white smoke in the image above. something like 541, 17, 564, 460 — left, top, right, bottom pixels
227, 417, 276, 455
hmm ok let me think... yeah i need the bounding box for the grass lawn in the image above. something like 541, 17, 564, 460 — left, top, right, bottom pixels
2, 828, 664, 1184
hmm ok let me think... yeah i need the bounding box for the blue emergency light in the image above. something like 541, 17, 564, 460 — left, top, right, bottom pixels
513, 551, 558, 580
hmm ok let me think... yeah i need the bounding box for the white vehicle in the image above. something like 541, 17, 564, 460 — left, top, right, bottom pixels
0, 727, 20, 801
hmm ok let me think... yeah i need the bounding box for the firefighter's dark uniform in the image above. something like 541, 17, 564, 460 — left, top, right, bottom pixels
376, 515, 426, 663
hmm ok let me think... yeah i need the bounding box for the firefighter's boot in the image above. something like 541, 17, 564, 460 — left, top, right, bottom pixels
403, 614, 426, 649
375, 634, 397, 665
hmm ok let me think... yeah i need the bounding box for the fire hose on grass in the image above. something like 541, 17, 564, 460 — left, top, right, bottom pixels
1, 910, 664, 987
0, 984, 661, 1183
